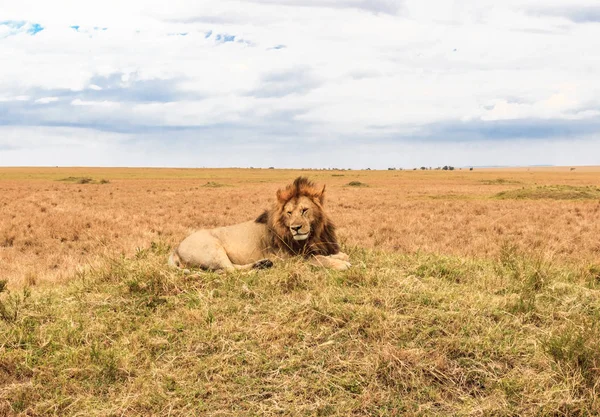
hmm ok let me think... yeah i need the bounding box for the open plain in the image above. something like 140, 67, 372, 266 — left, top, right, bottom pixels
1, 166, 600, 416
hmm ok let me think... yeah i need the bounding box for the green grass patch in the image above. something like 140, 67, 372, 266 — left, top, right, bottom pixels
1, 244, 599, 415
346, 181, 368, 187
57, 177, 110, 184
495, 185, 600, 200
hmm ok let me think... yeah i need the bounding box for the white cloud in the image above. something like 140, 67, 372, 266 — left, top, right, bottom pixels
34, 97, 59, 104
71, 99, 120, 107
1, 0, 599, 167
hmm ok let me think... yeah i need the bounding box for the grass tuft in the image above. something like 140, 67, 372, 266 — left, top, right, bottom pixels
412, 255, 474, 283
544, 320, 600, 388
347, 181, 367, 187
495, 185, 600, 200
0, 287, 31, 323
497, 242, 551, 315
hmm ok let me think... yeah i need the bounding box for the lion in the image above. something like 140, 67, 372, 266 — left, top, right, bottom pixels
168, 177, 351, 271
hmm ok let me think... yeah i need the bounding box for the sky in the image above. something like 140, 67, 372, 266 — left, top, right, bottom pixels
1, 0, 599, 169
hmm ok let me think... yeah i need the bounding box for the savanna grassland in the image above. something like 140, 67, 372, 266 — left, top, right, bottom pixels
1, 166, 600, 416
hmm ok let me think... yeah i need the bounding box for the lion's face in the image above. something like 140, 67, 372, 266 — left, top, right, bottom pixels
281, 196, 319, 241
266, 177, 339, 256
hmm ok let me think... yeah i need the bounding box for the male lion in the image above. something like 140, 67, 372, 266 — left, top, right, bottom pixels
169, 177, 351, 271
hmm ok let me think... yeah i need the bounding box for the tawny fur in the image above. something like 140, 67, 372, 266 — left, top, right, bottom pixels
170, 177, 350, 271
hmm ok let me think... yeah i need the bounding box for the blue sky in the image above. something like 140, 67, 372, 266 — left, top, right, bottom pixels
1, 0, 599, 168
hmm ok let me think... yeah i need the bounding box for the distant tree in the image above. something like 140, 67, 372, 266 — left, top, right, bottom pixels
449, 166, 455, 171
420, 167, 427, 170
388, 167, 396, 170
470, 167, 474, 171
442, 166, 449, 171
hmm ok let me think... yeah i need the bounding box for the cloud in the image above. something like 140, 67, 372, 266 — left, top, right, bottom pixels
172, 15, 243, 25
247, 0, 403, 15
2, 124, 599, 169
0, 0, 599, 168
34, 97, 59, 104
24, 72, 201, 104
529, 6, 600, 23
411, 117, 600, 142
0, 72, 208, 135
246, 68, 321, 98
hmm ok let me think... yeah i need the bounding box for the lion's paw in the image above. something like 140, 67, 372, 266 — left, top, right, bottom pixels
252, 259, 274, 270
331, 252, 350, 262
334, 260, 351, 271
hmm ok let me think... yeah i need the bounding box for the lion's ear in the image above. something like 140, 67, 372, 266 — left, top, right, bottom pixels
318, 185, 326, 205
276, 188, 286, 203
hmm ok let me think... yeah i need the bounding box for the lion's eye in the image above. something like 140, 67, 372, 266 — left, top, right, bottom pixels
287, 211, 292, 216
301, 208, 308, 215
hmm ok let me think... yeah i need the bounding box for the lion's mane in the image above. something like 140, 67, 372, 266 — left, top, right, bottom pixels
255, 177, 340, 257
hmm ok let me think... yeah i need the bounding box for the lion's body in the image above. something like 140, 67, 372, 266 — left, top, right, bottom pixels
170, 221, 271, 271
169, 177, 350, 271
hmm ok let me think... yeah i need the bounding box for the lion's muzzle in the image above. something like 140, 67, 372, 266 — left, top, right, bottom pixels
290, 225, 310, 241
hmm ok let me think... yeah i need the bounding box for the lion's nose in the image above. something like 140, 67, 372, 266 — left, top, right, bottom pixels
291, 225, 302, 232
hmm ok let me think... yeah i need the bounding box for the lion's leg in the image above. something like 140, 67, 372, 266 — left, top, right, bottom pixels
180, 243, 272, 271
329, 252, 350, 261
177, 233, 237, 271
309, 254, 351, 271
230, 259, 273, 271
200, 248, 272, 272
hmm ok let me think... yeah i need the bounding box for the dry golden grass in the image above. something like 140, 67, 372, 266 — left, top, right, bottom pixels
1, 167, 599, 288
2, 167, 600, 416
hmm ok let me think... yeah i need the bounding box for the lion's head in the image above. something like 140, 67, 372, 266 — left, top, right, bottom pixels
256, 177, 340, 257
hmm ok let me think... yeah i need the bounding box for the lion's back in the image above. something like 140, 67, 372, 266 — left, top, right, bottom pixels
211, 221, 271, 264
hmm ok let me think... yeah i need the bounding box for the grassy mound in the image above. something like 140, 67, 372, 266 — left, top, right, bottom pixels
1, 244, 600, 415
495, 185, 600, 200
57, 177, 110, 184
